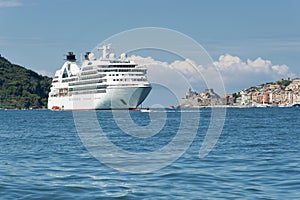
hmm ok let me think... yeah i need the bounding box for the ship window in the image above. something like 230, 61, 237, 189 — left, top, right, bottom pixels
62, 68, 69, 78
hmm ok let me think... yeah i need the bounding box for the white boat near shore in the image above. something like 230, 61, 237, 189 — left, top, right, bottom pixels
140, 108, 154, 112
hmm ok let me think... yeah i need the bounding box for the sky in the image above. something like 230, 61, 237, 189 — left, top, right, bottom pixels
0, 0, 300, 104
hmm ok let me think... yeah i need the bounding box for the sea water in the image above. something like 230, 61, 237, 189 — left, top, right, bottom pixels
0, 108, 299, 199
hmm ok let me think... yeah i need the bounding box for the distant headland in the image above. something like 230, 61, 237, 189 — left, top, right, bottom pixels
179, 78, 300, 108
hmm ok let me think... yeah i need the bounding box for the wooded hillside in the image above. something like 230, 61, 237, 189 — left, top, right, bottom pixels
0, 55, 52, 109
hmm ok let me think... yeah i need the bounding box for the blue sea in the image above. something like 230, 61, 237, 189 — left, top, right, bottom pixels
0, 108, 299, 199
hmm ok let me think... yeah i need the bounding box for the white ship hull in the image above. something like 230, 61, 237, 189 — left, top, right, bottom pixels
48, 86, 151, 110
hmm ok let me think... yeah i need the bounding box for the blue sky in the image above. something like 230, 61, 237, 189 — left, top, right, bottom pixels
0, 0, 300, 95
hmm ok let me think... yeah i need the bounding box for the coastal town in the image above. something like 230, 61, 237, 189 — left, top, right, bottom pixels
180, 78, 300, 108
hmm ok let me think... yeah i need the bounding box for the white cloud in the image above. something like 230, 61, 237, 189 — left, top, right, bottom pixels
271, 64, 289, 75
129, 54, 296, 96
129, 55, 225, 97
0, 0, 23, 7
213, 54, 295, 92
214, 54, 242, 69
213, 54, 293, 77
128, 55, 191, 100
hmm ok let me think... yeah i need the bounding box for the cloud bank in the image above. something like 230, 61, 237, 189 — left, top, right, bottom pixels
129, 54, 295, 95
213, 54, 295, 92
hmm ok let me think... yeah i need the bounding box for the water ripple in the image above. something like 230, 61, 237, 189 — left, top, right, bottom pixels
0, 108, 299, 199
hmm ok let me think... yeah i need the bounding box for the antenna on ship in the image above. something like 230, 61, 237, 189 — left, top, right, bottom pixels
96, 44, 112, 60
102, 44, 111, 59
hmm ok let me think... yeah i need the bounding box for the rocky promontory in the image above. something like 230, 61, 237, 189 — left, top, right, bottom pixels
179, 88, 224, 108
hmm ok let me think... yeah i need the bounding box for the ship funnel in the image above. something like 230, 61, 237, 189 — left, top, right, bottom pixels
66, 52, 76, 62
85, 52, 96, 60
84, 52, 90, 60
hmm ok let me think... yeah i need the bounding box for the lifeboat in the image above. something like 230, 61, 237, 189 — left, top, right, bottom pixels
51, 106, 61, 111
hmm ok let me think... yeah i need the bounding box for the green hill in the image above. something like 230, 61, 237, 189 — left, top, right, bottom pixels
0, 55, 52, 109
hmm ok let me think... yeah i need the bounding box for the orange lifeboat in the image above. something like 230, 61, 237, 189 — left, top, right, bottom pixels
51, 106, 61, 110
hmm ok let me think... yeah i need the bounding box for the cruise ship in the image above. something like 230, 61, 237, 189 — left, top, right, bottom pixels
47, 45, 151, 110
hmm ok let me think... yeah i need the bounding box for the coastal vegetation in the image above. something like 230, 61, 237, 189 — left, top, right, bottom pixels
246, 79, 292, 92
0, 55, 52, 109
